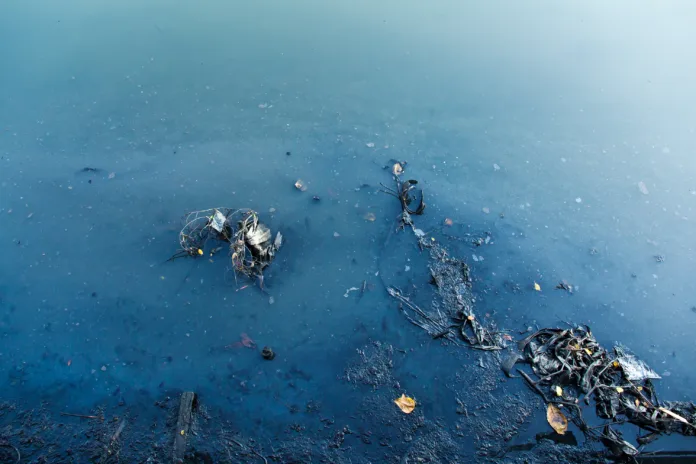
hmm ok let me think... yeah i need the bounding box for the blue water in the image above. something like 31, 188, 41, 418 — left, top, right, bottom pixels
2, 0, 696, 459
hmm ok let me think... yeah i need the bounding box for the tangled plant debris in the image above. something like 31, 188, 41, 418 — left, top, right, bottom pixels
510, 326, 696, 457
380, 166, 696, 459
170, 208, 282, 285
382, 173, 505, 351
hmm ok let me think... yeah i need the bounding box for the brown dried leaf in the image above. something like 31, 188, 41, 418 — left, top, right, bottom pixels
546, 403, 568, 435
394, 394, 416, 414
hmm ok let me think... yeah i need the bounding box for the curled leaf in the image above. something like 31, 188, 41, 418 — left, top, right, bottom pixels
546, 403, 568, 435
394, 394, 416, 414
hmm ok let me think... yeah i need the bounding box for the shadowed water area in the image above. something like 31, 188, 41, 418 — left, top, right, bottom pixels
1, 1, 695, 462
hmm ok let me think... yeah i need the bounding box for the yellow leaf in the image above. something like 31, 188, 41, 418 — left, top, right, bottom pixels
616, 387, 624, 394
546, 404, 568, 435
467, 315, 475, 321
635, 399, 640, 408
197, 249, 204, 255
394, 394, 416, 414
555, 386, 563, 397
180, 429, 185, 436
584, 348, 592, 355
534, 282, 541, 291
613, 361, 619, 368
637, 386, 643, 391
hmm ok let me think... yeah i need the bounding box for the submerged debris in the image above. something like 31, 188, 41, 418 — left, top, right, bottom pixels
261, 346, 275, 360
517, 326, 696, 457
171, 208, 281, 283
555, 281, 574, 293
382, 174, 503, 350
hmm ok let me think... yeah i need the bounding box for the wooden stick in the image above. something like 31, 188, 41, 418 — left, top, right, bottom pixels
173, 392, 197, 464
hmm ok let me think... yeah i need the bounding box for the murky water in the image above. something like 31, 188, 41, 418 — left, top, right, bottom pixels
1, 0, 695, 459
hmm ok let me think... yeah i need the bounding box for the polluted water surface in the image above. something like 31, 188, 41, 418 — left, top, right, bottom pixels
1, 1, 696, 462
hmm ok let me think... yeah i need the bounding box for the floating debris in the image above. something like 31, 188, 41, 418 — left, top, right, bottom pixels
392, 163, 403, 176
365, 142, 375, 148
517, 326, 696, 458
261, 346, 275, 360
343, 287, 360, 298
364, 212, 376, 222
482, 207, 490, 214
170, 208, 282, 284
294, 179, 307, 191
638, 181, 649, 195
394, 394, 416, 414
555, 280, 574, 293
493, 163, 501, 171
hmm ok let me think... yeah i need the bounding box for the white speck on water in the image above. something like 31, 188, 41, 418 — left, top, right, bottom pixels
366, 142, 375, 148
472, 255, 479, 262
493, 163, 500, 171
575, 197, 582, 203
101, 365, 107, 371
404, 265, 410, 272
343, 287, 360, 298
482, 207, 490, 214
333, 232, 340, 237
652, 274, 658, 279
561, 157, 567, 162
662, 371, 671, 377
269, 296, 275, 305
638, 181, 649, 195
